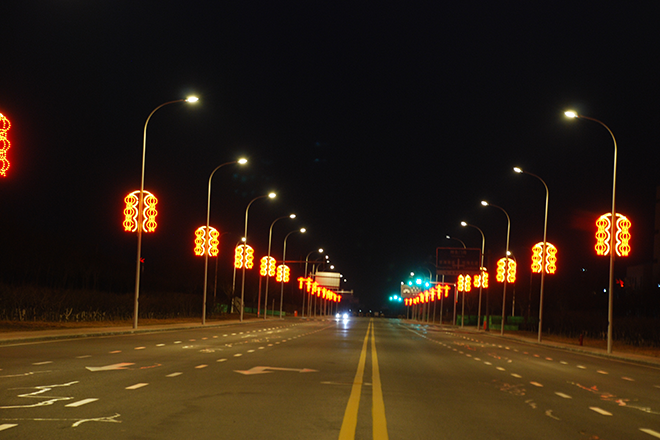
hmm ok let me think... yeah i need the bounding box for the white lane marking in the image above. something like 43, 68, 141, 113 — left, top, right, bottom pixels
258, 347, 265, 350
134, 347, 146, 350
0, 424, 17, 431
109, 350, 121, 354
530, 382, 544, 387
496, 367, 506, 371
555, 392, 572, 399
474, 358, 481, 361
125, 383, 148, 390
167, 372, 183, 377
195, 365, 208, 369
511, 374, 522, 378
560, 361, 568, 365
174, 341, 182, 344
484, 362, 492, 365
640, 428, 660, 438
86, 362, 134, 372
76, 355, 92, 359
597, 370, 609, 375
247, 350, 255, 353
156, 344, 165, 347
622, 377, 635, 382
234, 354, 243, 357
65, 398, 98, 407
577, 365, 587, 369
590, 407, 612, 416
217, 359, 227, 363
33, 361, 53, 365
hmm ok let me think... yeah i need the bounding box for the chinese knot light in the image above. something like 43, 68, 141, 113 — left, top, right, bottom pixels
496, 257, 516, 283
194, 226, 220, 256
234, 244, 254, 269
474, 268, 489, 288
260, 256, 276, 277
457, 274, 472, 292
595, 213, 631, 257
123, 190, 158, 232
276, 264, 290, 282
531, 242, 557, 274
0, 113, 11, 177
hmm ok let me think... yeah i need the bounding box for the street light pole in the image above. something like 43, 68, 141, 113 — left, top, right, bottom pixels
133, 96, 198, 330
446, 235, 466, 326
264, 214, 296, 320
280, 228, 306, 318
461, 222, 485, 330
513, 167, 549, 342
565, 110, 618, 354
202, 158, 247, 325
481, 201, 511, 336
240, 192, 276, 322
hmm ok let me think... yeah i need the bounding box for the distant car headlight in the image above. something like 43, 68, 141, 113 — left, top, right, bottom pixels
335, 313, 341, 319
342, 313, 349, 319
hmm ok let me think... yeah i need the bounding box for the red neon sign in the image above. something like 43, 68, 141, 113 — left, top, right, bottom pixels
595, 213, 631, 257
531, 242, 557, 274
0, 113, 11, 176
194, 226, 220, 256
123, 190, 158, 232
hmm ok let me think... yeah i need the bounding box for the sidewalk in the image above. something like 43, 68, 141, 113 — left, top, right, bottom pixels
406, 320, 660, 368
0, 318, 257, 345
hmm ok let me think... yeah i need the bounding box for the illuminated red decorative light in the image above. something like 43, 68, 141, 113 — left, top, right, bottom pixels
496, 258, 516, 283
595, 213, 631, 257
531, 242, 557, 274
474, 268, 489, 288
296, 276, 339, 301
123, 190, 158, 232
260, 256, 277, 277
457, 275, 472, 292
194, 226, 220, 256
234, 244, 254, 269
0, 113, 11, 176
276, 264, 290, 282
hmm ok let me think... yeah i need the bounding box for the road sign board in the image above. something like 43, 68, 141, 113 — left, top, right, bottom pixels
436, 247, 481, 276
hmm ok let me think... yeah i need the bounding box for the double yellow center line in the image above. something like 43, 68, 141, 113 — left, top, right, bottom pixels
339, 319, 388, 440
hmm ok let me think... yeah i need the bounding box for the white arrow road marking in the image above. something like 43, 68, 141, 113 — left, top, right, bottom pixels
1, 381, 78, 408
234, 366, 319, 375
86, 363, 134, 372
0, 413, 121, 428
0, 424, 17, 431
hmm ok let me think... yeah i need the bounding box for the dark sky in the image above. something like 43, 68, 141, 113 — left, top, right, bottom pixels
1, 2, 659, 310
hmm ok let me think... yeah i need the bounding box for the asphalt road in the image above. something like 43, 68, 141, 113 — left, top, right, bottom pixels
1, 318, 660, 439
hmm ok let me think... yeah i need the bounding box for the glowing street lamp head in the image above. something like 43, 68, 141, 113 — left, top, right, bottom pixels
238, 158, 248, 165
268, 192, 276, 199
481, 200, 489, 206
185, 96, 199, 103
564, 110, 578, 118
513, 167, 523, 174
460, 221, 467, 227
318, 248, 324, 253
300, 228, 306, 233
289, 214, 296, 219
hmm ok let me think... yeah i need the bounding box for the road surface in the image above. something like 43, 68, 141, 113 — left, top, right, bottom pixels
1, 318, 659, 439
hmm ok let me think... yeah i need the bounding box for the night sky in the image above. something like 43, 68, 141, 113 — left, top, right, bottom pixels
1, 3, 659, 311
